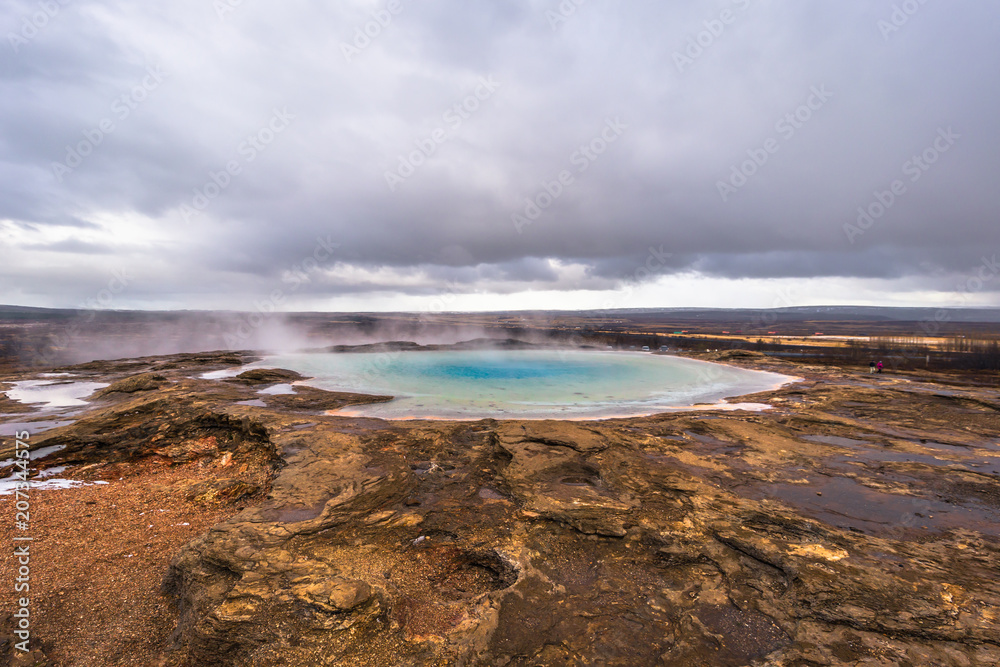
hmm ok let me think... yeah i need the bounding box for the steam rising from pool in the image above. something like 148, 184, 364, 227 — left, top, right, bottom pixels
259, 350, 793, 420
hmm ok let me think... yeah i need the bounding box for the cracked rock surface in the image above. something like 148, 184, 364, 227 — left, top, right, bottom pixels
1, 351, 998, 665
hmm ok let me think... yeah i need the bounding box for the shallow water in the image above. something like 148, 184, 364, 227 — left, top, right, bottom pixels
200, 368, 242, 380
256, 350, 793, 419
259, 383, 297, 395
0, 443, 110, 495
757, 476, 1000, 536
0, 444, 67, 469
0, 474, 109, 495
802, 434, 1000, 476
0, 420, 75, 436
4, 379, 108, 409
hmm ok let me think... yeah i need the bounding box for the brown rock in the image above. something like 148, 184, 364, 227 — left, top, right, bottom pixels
292, 578, 372, 612
225, 368, 306, 386
4, 348, 1000, 666
94, 372, 166, 397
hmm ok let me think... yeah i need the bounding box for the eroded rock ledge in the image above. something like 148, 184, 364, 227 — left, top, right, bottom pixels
2, 350, 999, 666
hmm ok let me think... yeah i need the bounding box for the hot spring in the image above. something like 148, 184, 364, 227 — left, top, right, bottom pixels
253, 349, 794, 420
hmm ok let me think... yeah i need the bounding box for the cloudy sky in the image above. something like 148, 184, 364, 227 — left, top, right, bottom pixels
1, 0, 998, 312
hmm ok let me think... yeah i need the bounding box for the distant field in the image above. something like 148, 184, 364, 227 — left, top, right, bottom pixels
0, 306, 998, 372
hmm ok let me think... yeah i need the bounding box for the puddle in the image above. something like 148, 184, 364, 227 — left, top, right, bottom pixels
917, 440, 999, 453
199, 368, 243, 380
0, 444, 67, 469
802, 435, 869, 448
259, 384, 296, 395
683, 431, 741, 452
0, 444, 109, 495
4, 380, 108, 409
966, 460, 1000, 475
26, 444, 66, 461
751, 475, 1000, 536
328, 418, 394, 435
803, 435, 1000, 476
0, 420, 75, 436
867, 426, 991, 452
236, 399, 267, 407
850, 451, 999, 476
0, 475, 109, 495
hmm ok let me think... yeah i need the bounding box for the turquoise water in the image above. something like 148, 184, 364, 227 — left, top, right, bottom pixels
257, 349, 792, 420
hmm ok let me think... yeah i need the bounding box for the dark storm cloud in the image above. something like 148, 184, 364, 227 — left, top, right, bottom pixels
1, 0, 999, 308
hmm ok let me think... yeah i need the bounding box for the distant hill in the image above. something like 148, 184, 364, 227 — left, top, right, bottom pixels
557, 306, 1000, 323
2, 304, 1000, 323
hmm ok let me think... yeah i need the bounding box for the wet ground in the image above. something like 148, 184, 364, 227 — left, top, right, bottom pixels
0, 349, 998, 665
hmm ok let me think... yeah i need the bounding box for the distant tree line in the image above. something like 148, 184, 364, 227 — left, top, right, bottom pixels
539, 328, 1000, 373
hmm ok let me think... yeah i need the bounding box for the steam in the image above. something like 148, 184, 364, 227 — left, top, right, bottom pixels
11, 310, 572, 367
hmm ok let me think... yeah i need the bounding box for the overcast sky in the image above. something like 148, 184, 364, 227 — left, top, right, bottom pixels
1, 0, 998, 312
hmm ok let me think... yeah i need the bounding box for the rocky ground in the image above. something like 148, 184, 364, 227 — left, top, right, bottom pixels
0, 349, 998, 666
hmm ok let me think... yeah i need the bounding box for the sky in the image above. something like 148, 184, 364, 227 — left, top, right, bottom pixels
1, 0, 998, 313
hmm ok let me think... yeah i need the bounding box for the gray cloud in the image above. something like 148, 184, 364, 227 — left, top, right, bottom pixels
1, 0, 999, 309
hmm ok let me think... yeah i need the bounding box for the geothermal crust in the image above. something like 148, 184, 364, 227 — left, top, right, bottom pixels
1, 349, 999, 666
